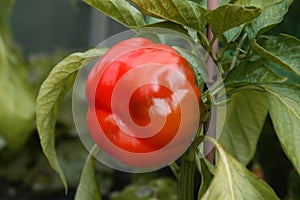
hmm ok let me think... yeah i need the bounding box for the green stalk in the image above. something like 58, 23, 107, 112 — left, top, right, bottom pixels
179, 147, 196, 200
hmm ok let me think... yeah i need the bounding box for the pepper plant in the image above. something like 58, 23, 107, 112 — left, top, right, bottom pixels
36, 0, 300, 199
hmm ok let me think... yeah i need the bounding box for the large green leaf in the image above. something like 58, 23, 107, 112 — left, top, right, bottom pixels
205, 4, 261, 37
83, 0, 145, 28
264, 84, 300, 175
218, 90, 268, 165
202, 140, 280, 200
36, 48, 107, 191
251, 34, 300, 76
236, 0, 292, 38
75, 149, 101, 200
0, 0, 35, 154
131, 0, 207, 31
225, 60, 286, 87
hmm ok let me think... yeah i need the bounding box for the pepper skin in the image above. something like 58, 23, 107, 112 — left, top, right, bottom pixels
86, 38, 201, 169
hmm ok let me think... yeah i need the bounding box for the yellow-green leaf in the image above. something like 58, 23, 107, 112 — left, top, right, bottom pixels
264, 84, 300, 175
218, 90, 268, 165
202, 139, 280, 200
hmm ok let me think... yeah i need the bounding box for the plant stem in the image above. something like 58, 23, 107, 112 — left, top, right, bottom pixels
179, 147, 196, 200
229, 32, 248, 71
205, 0, 219, 165
178, 1, 219, 199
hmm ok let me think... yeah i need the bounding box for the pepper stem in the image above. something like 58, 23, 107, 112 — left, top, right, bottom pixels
178, 147, 196, 200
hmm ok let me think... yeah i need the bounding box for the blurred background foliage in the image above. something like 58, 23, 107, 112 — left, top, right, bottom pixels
0, 0, 299, 199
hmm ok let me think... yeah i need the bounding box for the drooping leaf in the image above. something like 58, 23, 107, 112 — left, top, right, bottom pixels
236, 0, 292, 38
218, 90, 268, 165
131, 0, 208, 31
264, 84, 300, 175
225, 60, 286, 87
83, 0, 145, 28
36, 48, 107, 191
75, 148, 101, 200
202, 139, 280, 200
251, 34, 300, 76
205, 4, 261, 37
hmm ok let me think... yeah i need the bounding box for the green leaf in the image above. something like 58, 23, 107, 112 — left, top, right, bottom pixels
83, 0, 145, 28
75, 148, 101, 200
143, 21, 188, 35
251, 34, 300, 76
225, 60, 287, 87
205, 4, 261, 37
197, 158, 214, 199
223, 24, 245, 42
36, 48, 107, 192
264, 84, 300, 175
188, 0, 203, 4
172, 46, 208, 84
202, 139, 280, 200
236, 0, 292, 38
131, 0, 208, 31
218, 90, 268, 165
264, 61, 300, 86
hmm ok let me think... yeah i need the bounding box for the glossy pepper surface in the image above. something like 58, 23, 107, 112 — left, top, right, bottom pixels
86, 38, 201, 168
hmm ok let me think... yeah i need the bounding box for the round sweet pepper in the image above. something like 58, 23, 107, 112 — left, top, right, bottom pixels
86, 38, 202, 169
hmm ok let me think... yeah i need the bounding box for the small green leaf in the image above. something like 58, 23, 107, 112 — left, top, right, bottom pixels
236, 0, 292, 38
264, 84, 300, 175
251, 34, 300, 76
218, 90, 268, 165
202, 139, 280, 200
75, 148, 101, 200
36, 48, 107, 192
83, 0, 145, 28
225, 60, 287, 87
131, 0, 208, 31
205, 4, 261, 37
